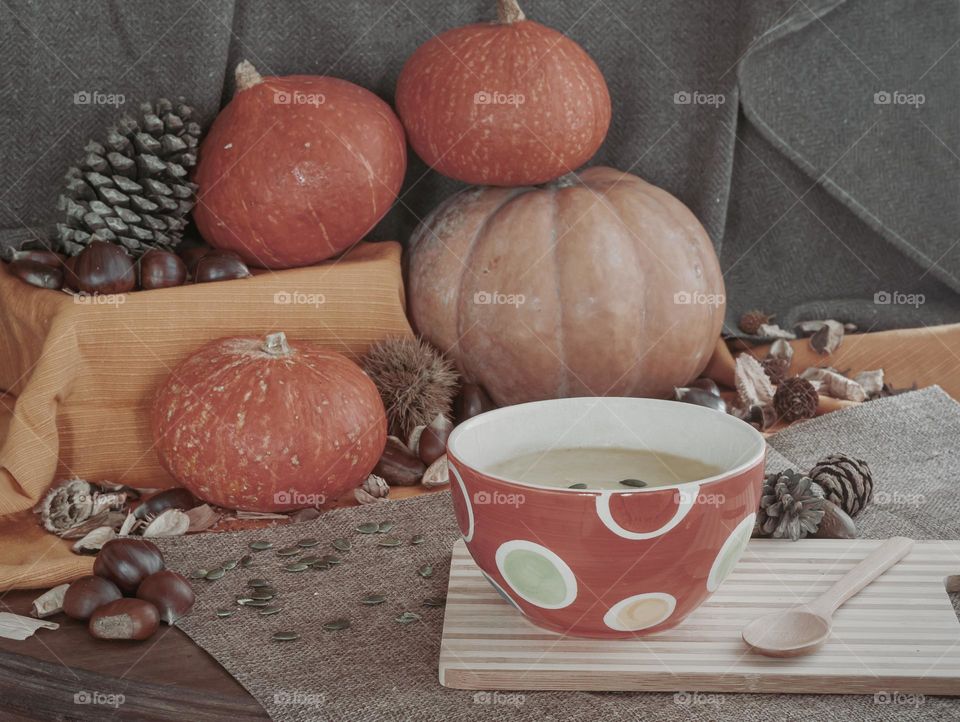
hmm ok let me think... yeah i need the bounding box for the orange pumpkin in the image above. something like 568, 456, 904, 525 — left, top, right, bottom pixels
152, 332, 387, 511
406, 167, 725, 406
396, 0, 610, 186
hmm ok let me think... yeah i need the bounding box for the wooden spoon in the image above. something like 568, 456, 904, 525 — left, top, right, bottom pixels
742, 536, 914, 657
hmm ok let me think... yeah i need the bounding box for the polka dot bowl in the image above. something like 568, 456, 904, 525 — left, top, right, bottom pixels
447, 397, 765, 639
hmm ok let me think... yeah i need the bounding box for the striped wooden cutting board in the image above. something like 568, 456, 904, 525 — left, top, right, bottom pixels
440, 538, 960, 694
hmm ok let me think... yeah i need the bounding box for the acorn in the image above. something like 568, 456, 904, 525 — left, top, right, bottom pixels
62, 575, 122, 621
93, 538, 165, 594
74, 241, 136, 294
8, 258, 63, 290
88, 598, 160, 641
136, 570, 195, 624
456, 383, 496, 423
139, 249, 187, 290
193, 252, 252, 283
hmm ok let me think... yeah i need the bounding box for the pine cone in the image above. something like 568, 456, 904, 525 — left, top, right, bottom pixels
738, 309, 773, 335
773, 376, 818, 422
761, 356, 790, 384
56, 98, 201, 257
754, 469, 826, 540
809, 454, 873, 517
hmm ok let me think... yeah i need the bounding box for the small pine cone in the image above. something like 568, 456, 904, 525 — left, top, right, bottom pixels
809, 454, 873, 517
754, 469, 825, 541
773, 376, 818, 422
761, 356, 790, 384
739, 309, 773, 336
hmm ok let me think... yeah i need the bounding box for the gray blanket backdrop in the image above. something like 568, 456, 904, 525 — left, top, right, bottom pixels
1, 0, 958, 332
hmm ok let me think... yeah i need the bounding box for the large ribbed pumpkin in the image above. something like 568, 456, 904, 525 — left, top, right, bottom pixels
395, 0, 610, 186
407, 167, 725, 406
152, 332, 386, 512
194, 62, 406, 269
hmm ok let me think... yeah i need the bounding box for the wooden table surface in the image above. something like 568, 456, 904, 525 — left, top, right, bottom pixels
0, 588, 266, 721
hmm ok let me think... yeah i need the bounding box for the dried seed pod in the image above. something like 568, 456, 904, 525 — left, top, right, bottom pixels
810, 320, 844, 355
361, 474, 389, 498
74, 241, 136, 294
72, 526, 117, 553
354, 487, 383, 505
88, 598, 160, 640
136, 570, 195, 624
800, 367, 866, 402
738, 309, 773, 335
139, 249, 187, 290
374, 436, 427, 486
422, 454, 450, 488
673, 387, 727, 412
456, 383, 496, 423
9, 258, 63, 289
853, 369, 884, 399
142, 508, 191, 537
735, 354, 774, 409
773, 377, 818, 422
193, 252, 252, 283
63, 575, 123, 621
37, 478, 96, 535
419, 413, 453, 465
93, 538, 165, 594
31, 584, 70, 618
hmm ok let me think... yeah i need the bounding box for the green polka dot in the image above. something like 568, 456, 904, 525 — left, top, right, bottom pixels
501, 549, 567, 606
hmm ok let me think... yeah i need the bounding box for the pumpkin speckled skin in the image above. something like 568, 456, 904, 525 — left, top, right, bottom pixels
194, 68, 407, 269
395, 4, 611, 186
152, 333, 387, 512
407, 167, 725, 406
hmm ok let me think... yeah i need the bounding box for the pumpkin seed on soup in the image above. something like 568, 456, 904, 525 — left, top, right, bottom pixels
568, 483, 587, 489
618, 478, 648, 488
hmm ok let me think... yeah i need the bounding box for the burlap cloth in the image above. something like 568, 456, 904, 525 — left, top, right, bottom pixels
149, 386, 960, 721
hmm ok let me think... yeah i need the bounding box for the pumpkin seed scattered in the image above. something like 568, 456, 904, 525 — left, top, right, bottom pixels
259, 606, 282, 616
222, 559, 239, 571
322, 618, 351, 632
618, 478, 648, 488
423, 597, 446, 607
411, 534, 426, 545
356, 522, 379, 534
311, 562, 331, 571
418, 564, 433, 578
276, 547, 300, 557
190, 569, 209, 579
236, 597, 255, 605
568, 483, 587, 489
395, 611, 422, 624
332, 538, 351, 552
377, 521, 394, 534
323, 555, 343, 566
250, 590, 276, 601
250, 540, 272, 551
272, 631, 299, 642
284, 562, 310, 573
239, 555, 253, 568
300, 555, 321, 566
216, 609, 236, 618
248, 578, 271, 588
377, 536, 401, 548
241, 598, 270, 607
204, 567, 225, 581
361, 593, 387, 605
297, 537, 319, 548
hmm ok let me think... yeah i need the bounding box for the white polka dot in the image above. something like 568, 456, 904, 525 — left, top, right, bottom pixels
450, 463, 474, 542
495, 540, 577, 609
603, 592, 677, 631
595, 485, 700, 540
706, 513, 755, 592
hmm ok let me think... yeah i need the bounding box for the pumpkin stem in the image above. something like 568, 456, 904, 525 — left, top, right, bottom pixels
235, 60, 263, 92
262, 331, 292, 356
497, 0, 526, 24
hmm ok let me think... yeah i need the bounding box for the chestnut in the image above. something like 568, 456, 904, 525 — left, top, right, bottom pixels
374, 437, 426, 486
139, 249, 187, 290
688, 377, 721, 397
74, 241, 136, 294
8, 258, 63, 290
193, 252, 252, 283
178, 244, 215, 274
93, 538, 165, 594
62, 575, 122, 621
133, 487, 198, 521
7, 248, 65, 267
456, 383, 496, 423
419, 414, 453, 466
136, 570, 195, 624
61, 255, 80, 291
88, 598, 160, 641
673, 387, 727, 413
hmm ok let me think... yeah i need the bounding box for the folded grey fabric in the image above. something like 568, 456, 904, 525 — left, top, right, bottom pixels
2, 0, 958, 330
154, 387, 960, 721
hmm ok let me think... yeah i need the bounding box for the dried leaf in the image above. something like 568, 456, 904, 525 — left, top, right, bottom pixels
735, 354, 775, 409
756, 323, 796, 340
31, 584, 69, 618
794, 320, 827, 337
142, 508, 190, 537
72, 526, 116, 553
853, 369, 884, 399
118, 511, 138, 536
800, 367, 866, 402
59, 511, 125, 540
185, 504, 220, 533
422, 454, 450, 488
810, 320, 844, 355
0, 612, 58, 640
767, 338, 794, 365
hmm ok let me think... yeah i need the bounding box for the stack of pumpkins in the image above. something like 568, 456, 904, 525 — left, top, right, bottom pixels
152, 0, 725, 513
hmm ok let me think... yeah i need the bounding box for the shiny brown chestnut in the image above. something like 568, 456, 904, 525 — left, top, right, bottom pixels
688, 377, 721, 397
6, 249, 65, 267
8, 258, 63, 290
374, 437, 427, 486
74, 241, 136, 294
419, 414, 454, 466
61, 255, 80, 291
133, 487, 198, 521
139, 249, 187, 290
673, 387, 728, 413
93, 538, 165, 594
136, 570, 195, 624
62, 575, 122, 621
88, 598, 160, 640
456, 383, 496, 424
193, 252, 251, 283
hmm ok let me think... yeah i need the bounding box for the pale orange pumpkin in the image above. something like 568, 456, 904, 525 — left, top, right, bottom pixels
406, 167, 725, 406
395, 0, 611, 186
